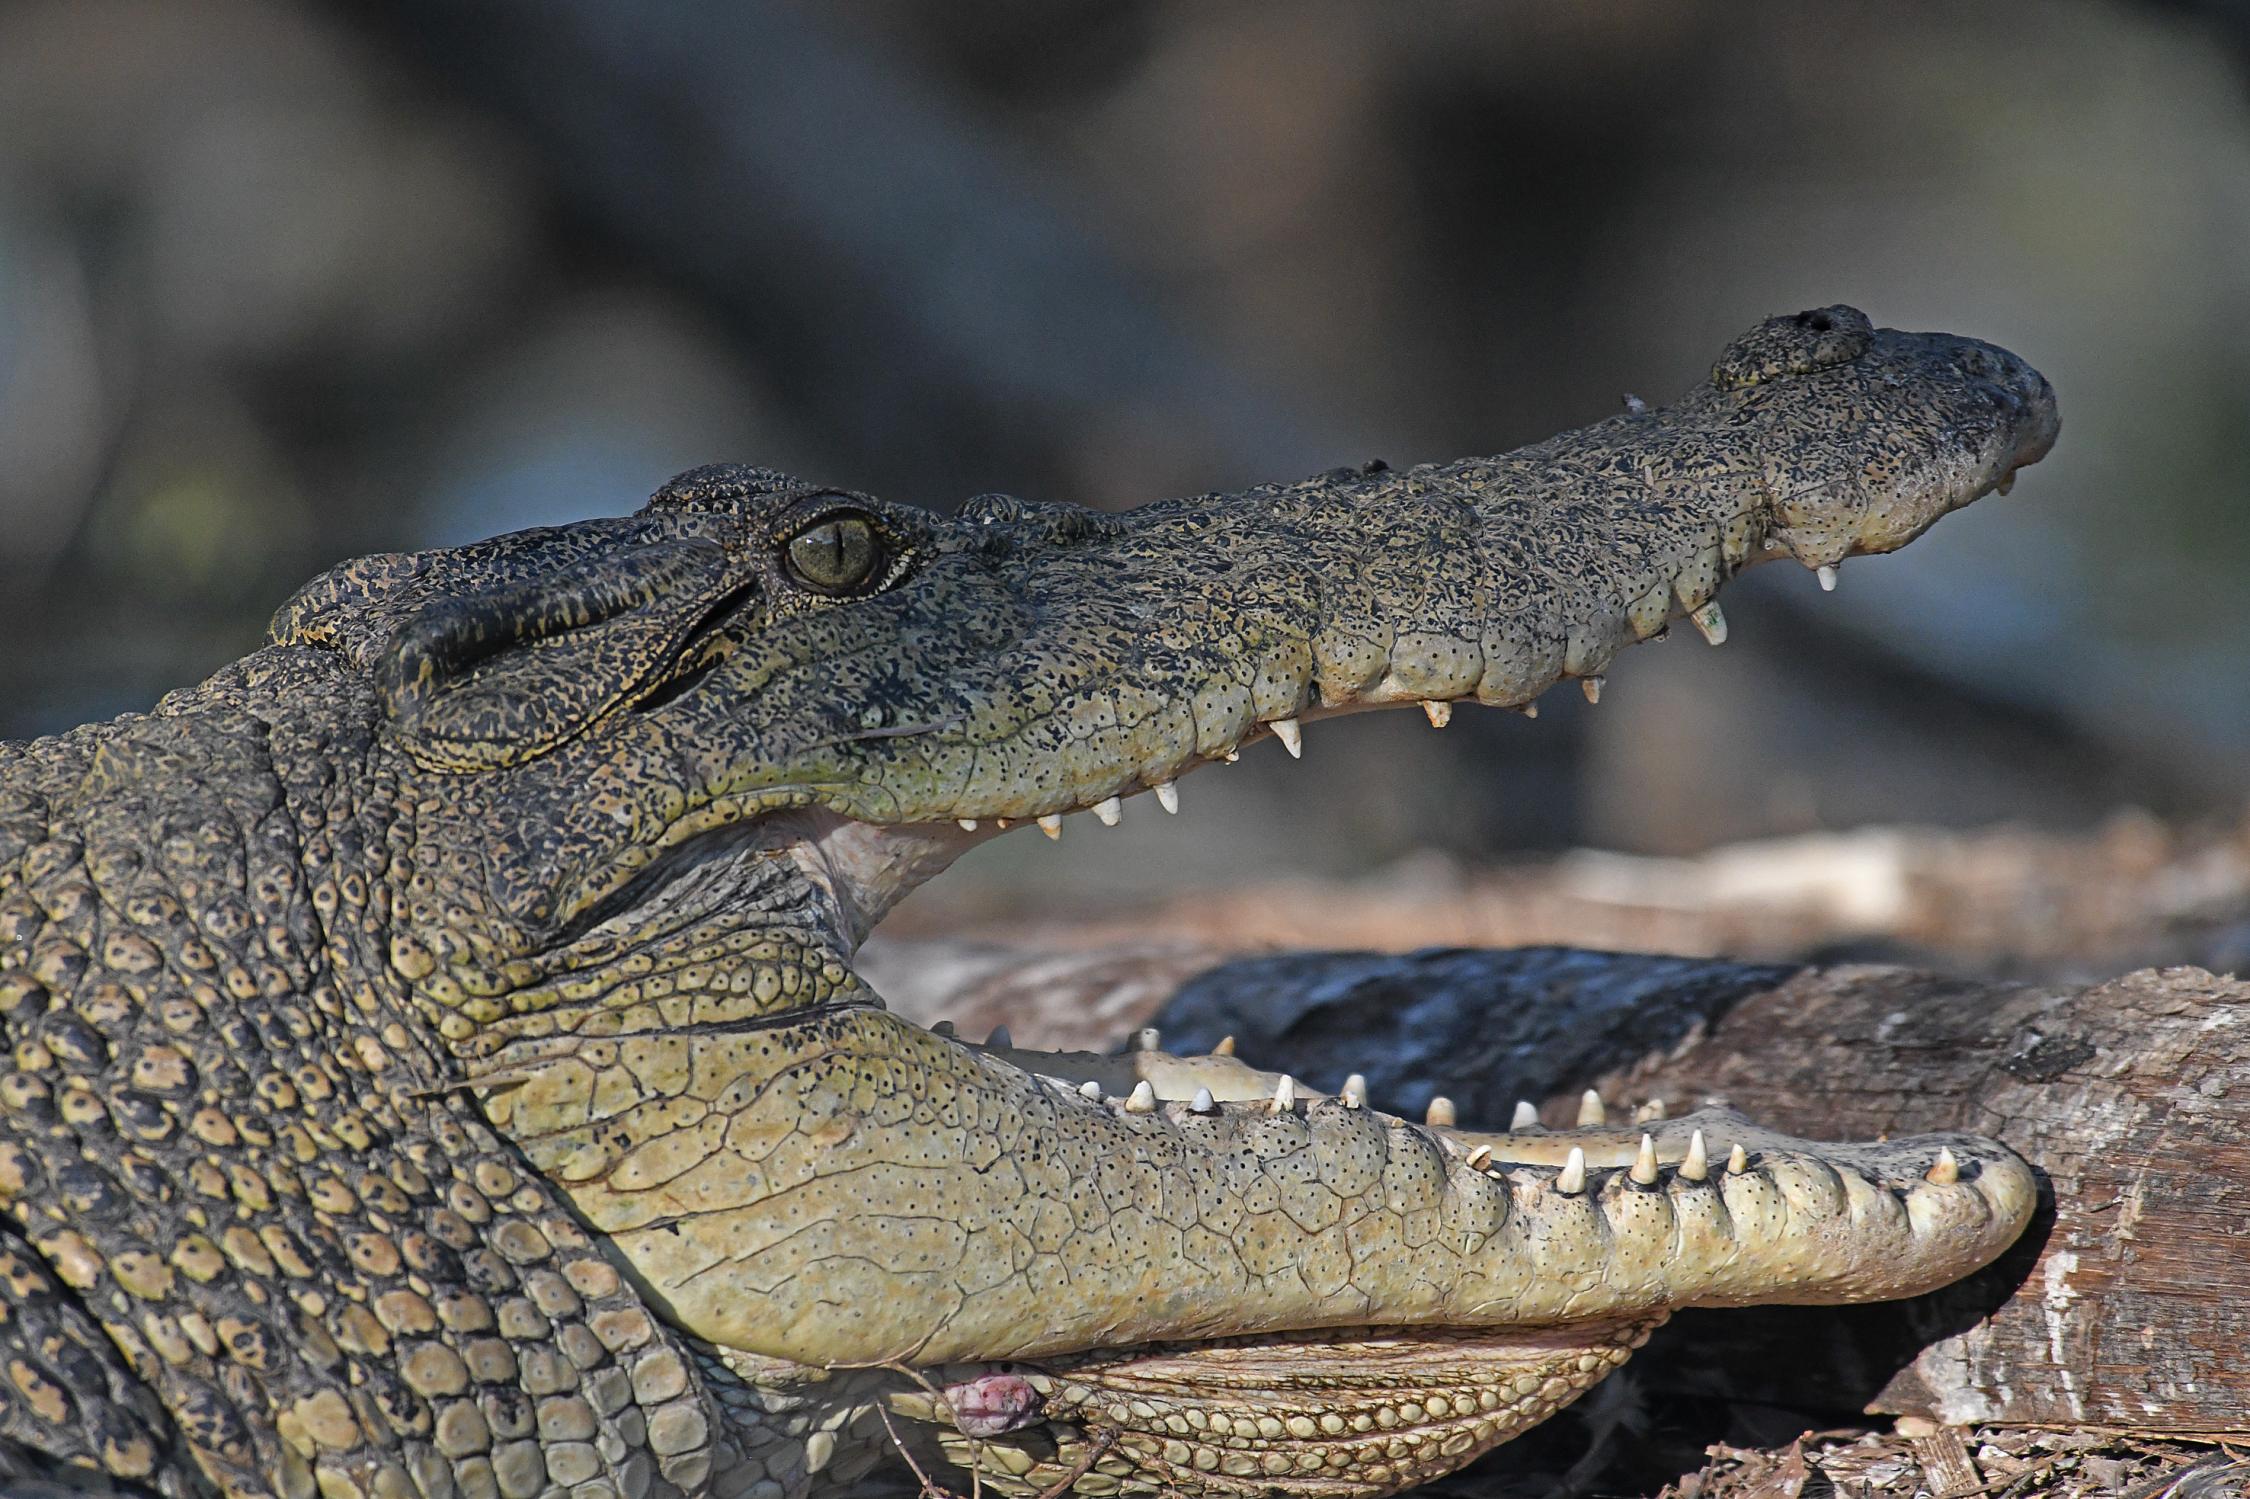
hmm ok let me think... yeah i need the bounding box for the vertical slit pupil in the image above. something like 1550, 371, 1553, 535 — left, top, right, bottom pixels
788, 515, 879, 592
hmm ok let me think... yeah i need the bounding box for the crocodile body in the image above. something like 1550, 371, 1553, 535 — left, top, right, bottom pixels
0, 307, 2056, 1499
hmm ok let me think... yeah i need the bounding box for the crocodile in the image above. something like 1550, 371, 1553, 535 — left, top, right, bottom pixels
0, 305, 2058, 1499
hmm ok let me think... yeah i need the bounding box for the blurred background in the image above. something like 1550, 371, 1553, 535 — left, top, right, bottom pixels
2, 0, 2246, 921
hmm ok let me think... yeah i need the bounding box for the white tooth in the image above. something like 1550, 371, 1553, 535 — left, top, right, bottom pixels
957, 818, 980, 831
1726, 1143, 1750, 1175
1211, 1035, 1236, 1057
1576, 1089, 1607, 1127
1466, 1144, 1494, 1169
1817, 564, 1839, 592
1681, 1129, 1709, 1182
1340, 1073, 1367, 1108
1190, 1087, 1217, 1115
1078, 1079, 1104, 1099
1222, 749, 1240, 763
1927, 1146, 1961, 1185
1271, 718, 1303, 758
804, 1429, 836, 1475
1132, 1027, 1162, 1052
1510, 1100, 1540, 1130
1271, 1075, 1297, 1113
1154, 781, 1180, 814
1092, 797, 1122, 826
1690, 601, 1728, 645
1633, 1098, 1667, 1123
1422, 700, 1452, 729
1581, 675, 1603, 705
1125, 1081, 1157, 1113
1555, 1147, 1587, 1194
1424, 1096, 1456, 1127
1037, 814, 1063, 839
1630, 1133, 1660, 1186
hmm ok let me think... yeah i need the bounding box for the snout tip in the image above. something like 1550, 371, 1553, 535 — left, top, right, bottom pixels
1962, 336, 2061, 485
2009, 364, 2062, 474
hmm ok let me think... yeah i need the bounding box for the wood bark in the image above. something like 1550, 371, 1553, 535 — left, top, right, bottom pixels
884, 941, 2250, 1435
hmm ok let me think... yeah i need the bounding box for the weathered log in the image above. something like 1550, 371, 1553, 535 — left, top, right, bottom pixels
885, 941, 2250, 1435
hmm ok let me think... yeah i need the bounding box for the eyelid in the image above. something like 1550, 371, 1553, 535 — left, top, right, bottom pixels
782, 506, 872, 545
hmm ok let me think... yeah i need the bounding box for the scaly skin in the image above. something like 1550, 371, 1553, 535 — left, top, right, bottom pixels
0, 306, 2056, 1498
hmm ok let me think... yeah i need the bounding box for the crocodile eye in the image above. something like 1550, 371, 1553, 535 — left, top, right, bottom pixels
784, 513, 881, 595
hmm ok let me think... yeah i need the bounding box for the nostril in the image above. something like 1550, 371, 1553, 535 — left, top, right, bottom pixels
1798, 310, 1835, 333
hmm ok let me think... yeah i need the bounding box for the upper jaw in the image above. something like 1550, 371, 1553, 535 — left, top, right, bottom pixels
591, 314, 2061, 876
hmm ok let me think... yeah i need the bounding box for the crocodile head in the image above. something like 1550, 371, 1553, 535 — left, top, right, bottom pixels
280, 305, 2055, 1015
261, 305, 2054, 1496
